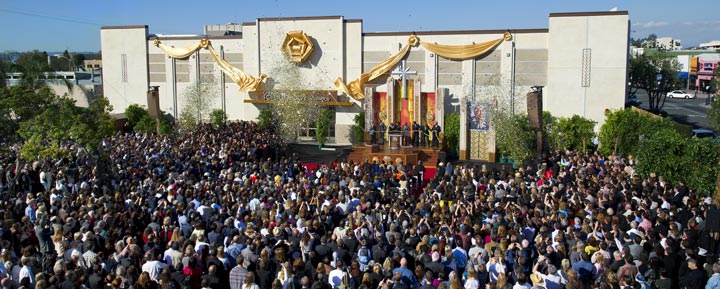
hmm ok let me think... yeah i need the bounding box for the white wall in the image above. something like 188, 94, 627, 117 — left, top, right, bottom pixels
101, 26, 149, 114
257, 18, 345, 90
545, 13, 628, 128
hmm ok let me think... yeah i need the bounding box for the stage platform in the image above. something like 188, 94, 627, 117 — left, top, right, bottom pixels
347, 143, 443, 167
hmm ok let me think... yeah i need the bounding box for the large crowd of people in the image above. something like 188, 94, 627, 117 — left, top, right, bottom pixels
1, 120, 719, 289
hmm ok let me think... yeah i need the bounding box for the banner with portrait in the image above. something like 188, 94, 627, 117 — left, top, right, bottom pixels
469, 102, 489, 131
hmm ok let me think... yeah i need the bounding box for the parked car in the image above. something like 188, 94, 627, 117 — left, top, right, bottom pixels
625, 96, 642, 108
692, 129, 718, 139
667, 90, 694, 99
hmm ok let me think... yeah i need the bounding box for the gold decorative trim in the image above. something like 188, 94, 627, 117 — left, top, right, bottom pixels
503, 32, 512, 41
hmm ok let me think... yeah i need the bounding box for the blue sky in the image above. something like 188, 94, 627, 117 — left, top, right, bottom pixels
1, 0, 719, 52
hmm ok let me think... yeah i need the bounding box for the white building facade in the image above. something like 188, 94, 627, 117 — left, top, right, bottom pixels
101, 11, 629, 145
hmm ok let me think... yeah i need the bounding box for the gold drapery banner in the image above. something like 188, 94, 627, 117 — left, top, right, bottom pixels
206, 45, 267, 92
153, 39, 208, 59
153, 39, 266, 92
335, 35, 419, 100
335, 33, 510, 100
420, 32, 509, 60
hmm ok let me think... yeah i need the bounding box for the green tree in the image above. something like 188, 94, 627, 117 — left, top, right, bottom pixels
125, 104, 173, 134
555, 115, 596, 152
543, 112, 563, 152
682, 138, 720, 193
0, 54, 11, 88
495, 112, 535, 164
134, 113, 174, 134
14, 50, 53, 88
351, 111, 365, 144
630, 33, 658, 48
598, 109, 650, 155
0, 85, 57, 142
125, 104, 150, 129
711, 65, 720, 131
315, 107, 333, 146
635, 122, 684, 182
210, 109, 228, 127
635, 120, 720, 194
628, 50, 681, 113
18, 96, 114, 160
444, 112, 460, 153
257, 108, 274, 131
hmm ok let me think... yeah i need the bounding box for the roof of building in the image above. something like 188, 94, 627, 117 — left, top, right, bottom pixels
698, 53, 720, 62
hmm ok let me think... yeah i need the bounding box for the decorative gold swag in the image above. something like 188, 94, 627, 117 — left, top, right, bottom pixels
153, 39, 267, 92
153, 32, 510, 98
335, 32, 511, 100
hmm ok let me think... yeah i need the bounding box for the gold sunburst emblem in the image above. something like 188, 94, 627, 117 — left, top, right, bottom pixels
282, 31, 315, 63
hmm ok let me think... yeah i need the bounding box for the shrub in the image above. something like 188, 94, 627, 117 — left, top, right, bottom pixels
210, 109, 227, 127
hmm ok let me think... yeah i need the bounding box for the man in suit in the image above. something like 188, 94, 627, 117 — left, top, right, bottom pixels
421, 124, 430, 147
378, 122, 386, 145
431, 124, 441, 147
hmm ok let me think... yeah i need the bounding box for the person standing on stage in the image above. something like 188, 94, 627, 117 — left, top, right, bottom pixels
432, 123, 441, 147
402, 123, 410, 146
422, 123, 430, 147
378, 122, 386, 145
412, 121, 420, 147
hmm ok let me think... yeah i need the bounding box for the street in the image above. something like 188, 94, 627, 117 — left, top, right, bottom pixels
634, 89, 715, 132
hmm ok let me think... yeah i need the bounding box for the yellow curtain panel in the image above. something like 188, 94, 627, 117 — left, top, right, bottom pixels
152, 39, 208, 59
153, 39, 266, 92
335, 35, 419, 100
420, 35, 506, 61
206, 44, 267, 92
335, 33, 510, 100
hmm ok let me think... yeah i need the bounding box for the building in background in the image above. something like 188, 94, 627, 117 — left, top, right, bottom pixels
696, 53, 720, 92
83, 59, 102, 71
4, 71, 103, 107
203, 23, 242, 36
100, 11, 629, 145
656, 37, 682, 50
700, 40, 720, 50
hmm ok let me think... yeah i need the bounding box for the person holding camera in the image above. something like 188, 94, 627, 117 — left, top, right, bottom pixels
532, 255, 566, 289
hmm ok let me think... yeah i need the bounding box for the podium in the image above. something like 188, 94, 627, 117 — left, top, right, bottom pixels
388, 133, 402, 149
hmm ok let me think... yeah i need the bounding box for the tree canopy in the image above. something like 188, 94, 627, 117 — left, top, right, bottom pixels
0, 53, 114, 161
628, 50, 681, 112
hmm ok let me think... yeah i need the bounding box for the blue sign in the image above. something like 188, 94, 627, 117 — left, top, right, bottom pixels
656, 73, 662, 81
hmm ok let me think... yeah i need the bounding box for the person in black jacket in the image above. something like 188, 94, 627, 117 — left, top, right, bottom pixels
255, 260, 273, 289
87, 265, 105, 289
679, 259, 705, 289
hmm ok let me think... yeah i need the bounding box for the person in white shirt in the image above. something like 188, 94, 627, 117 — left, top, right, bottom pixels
512, 273, 532, 289
163, 242, 183, 268
18, 259, 34, 288
141, 253, 166, 282
328, 260, 347, 289
194, 236, 210, 254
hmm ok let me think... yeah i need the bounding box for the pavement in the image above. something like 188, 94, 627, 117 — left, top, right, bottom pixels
634, 90, 715, 132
